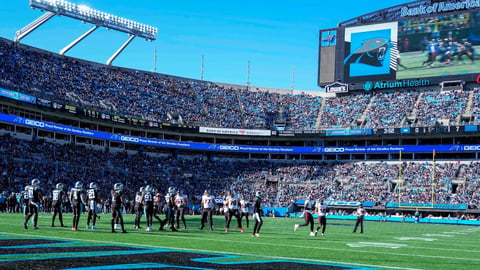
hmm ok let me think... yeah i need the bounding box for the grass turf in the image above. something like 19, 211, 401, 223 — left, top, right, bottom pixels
1, 212, 479, 269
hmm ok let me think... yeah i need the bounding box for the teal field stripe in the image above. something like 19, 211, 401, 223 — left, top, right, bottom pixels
62, 263, 211, 270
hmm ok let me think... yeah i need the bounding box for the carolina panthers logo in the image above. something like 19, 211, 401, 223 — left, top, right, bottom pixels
345, 38, 392, 67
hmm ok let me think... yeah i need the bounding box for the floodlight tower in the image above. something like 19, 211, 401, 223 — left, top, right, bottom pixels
15, 0, 158, 66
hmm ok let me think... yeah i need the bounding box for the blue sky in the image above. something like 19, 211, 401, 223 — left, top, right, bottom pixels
1, 0, 412, 91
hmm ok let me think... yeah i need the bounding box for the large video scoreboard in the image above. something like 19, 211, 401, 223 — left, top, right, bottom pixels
318, 0, 480, 92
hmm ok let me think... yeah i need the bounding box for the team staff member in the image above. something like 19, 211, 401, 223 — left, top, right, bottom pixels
51, 183, 65, 227
353, 204, 366, 233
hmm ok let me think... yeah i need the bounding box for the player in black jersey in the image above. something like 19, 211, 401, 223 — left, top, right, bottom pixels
252, 191, 264, 238
143, 185, 154, 232
133, 186, 145, 229
51, 183, 65, 227
70, 181, 86, 231
86, 182, 100, 230
294, 195, 316, 236
111, 183, 127, 233
24, 179, 43, 229
162, 187, 178, 232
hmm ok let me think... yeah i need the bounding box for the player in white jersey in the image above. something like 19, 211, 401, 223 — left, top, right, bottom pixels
294, 195, 316, 236
199, 190, 215, 231
352, 204, 366, 233
175, 190, 188, 229
224, 191, 244, 233
239, 197, 250, 229
315, 200, 327, 237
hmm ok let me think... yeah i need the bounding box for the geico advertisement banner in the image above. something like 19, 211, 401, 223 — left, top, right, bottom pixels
4, 113, 480, 154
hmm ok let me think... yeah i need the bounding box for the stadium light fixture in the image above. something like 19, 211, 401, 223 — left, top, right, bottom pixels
15, 0, 158, 65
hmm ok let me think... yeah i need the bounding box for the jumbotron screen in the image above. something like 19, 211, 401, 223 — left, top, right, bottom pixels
318, 0, 480, 92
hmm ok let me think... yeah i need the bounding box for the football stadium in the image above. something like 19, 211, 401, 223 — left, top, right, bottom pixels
1, 0, 480, 269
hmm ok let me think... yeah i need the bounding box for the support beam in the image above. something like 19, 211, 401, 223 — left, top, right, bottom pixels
60, 25, 99, 55
106, 35, 135, 66
14, 11, 55, 43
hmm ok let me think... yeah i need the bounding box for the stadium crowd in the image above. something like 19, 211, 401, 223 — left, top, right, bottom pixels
2, 38, 480, 131
0, 135, 479, 215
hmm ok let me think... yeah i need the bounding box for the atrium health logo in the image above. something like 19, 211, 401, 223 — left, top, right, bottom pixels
363, 81, 374, 91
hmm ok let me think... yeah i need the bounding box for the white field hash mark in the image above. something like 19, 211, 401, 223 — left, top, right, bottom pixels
347, 242, 407, 249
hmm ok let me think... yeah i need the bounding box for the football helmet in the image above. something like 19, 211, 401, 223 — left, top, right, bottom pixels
74, 181, 83, 189
145, 185, 152, 193
31, 179, 40, 187
255, 191, 263, 198
139, 186, 145, 193
56, 183, 64, 190
89, 182, 97, 189
114, 183, 123, 191
168, 186, 176, 194
204, 189, 210, 195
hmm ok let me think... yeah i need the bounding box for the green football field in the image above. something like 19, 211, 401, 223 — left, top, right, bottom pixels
397, 47, 480, 79
1, 213, 479, 269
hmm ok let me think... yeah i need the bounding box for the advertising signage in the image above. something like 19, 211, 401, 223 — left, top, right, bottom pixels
4, 113, 480, 155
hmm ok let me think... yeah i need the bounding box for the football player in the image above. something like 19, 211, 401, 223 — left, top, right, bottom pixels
143, 185, 154, 231
51, 183, 65, 227
69, 181, 86, 231
163, 187, 177, 231
133, 186, 145, 229
224, 191, 244, 233
86, 182, 100, 230
239, 196, 250, 229
111, 183, 127, 233
174, 190, 188, 229
252, 191, 264, 238
315, 199, 327, 238
24, 179, 43, 229
352, 204, 366, 233
199, 190, 215, 231
294, 194, 316, 236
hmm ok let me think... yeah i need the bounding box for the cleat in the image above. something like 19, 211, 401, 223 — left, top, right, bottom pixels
239, 228, 245, 233
91, 226, 97, 230
225, 228, 229, 233
86, 225, 90, 230
322, 233, 325, 238
51, 224, 55, 227
111, 230, 116, 233
34, 226, 40, 230
122, 230, 128, 233
24, 223, 28, 229
310, 232, 315, 236
210, 226, 214, 231
255, 233, 261, 238
146, 227, 152, 232
314, 230, 318, 237
294, 224, 299, 232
